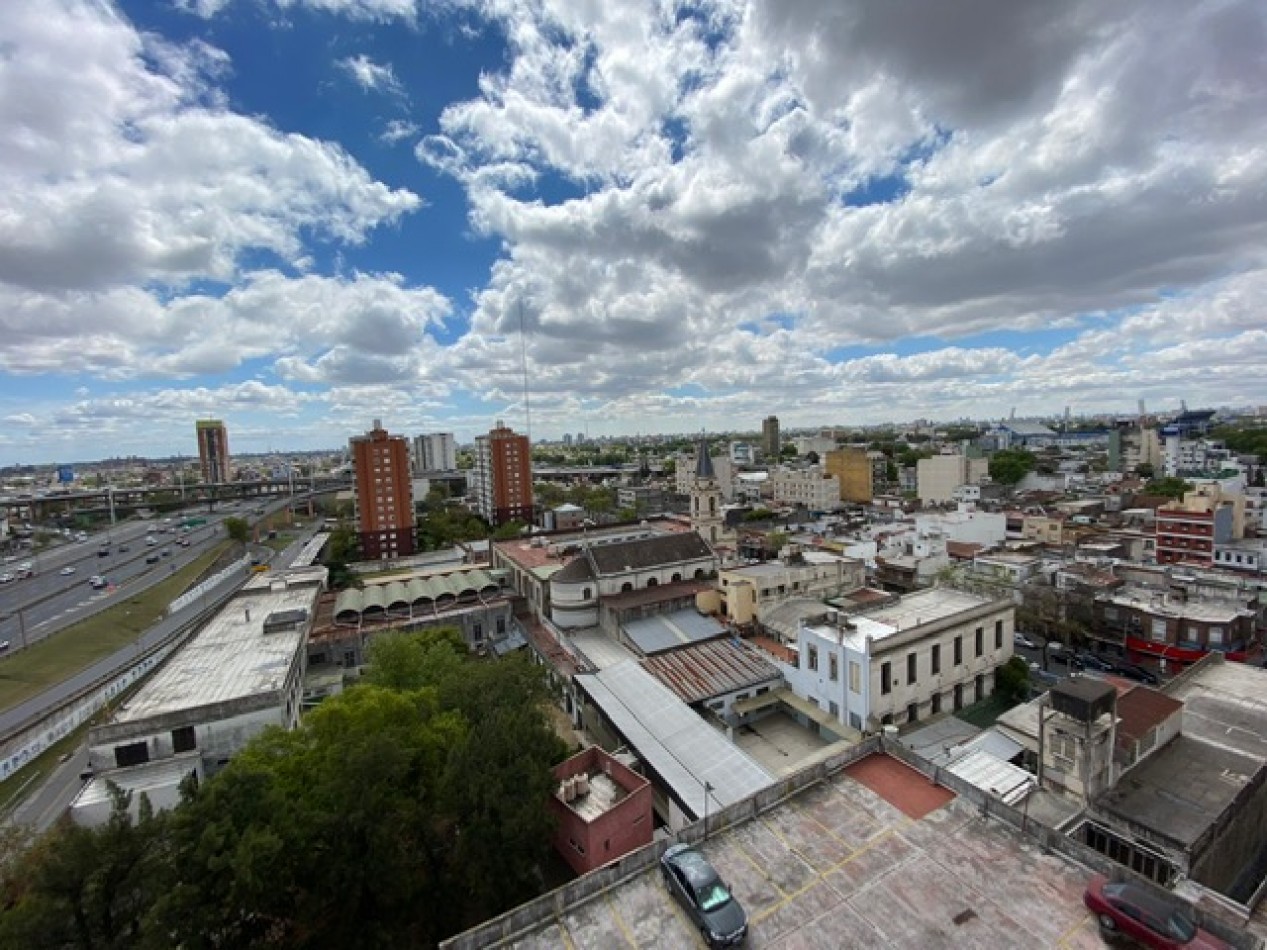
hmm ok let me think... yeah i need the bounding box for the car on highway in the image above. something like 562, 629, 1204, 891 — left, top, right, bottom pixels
145, 553, 160, 564
1083, 873, 1227, 948
59, 566, 76, 576
660, 844, 748, 948
0, 572, 13, 584
1013, 632, 1037, 649
0, 640, 9, 652
118, 544, 130, 553
145, 536, 157, 546
89, 575, 107, 590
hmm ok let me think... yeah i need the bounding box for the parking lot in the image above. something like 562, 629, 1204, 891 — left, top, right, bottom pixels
508, 754, 1106, 949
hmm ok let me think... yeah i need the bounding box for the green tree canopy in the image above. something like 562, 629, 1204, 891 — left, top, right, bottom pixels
988, 449, 1036, 486
222, 516, 249, 543
1144, 476, 1193, 500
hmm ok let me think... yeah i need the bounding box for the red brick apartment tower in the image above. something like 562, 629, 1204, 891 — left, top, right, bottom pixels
474, 420, 535, 526
550, 746, 653, 875
350, 419, 415, 560
195, 419, 231, 483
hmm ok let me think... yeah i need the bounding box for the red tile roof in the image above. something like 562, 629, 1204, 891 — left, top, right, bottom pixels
1116, 686, 1183, 743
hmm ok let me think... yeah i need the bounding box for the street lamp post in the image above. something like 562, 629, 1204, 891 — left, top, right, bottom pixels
703, 780, 714, 840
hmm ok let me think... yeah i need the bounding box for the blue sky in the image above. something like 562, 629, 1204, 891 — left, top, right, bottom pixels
1, 0, 1265, 466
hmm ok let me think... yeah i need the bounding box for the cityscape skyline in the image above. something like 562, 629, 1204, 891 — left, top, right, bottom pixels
2, 1, 1265, 467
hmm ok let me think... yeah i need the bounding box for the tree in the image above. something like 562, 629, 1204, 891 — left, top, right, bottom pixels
223, 516, 249, 543
988, 449, 1036, 486
1135, 462, 1155, 480
1144, 476, 1192, 500
994, 656, 1032, 705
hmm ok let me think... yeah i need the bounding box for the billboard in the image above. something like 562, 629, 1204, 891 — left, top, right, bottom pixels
57, 465, 74, 484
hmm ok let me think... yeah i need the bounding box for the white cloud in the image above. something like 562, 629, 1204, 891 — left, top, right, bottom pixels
0, 1, 420, 294
337, 54, 406, 98
380, 119, 420, 144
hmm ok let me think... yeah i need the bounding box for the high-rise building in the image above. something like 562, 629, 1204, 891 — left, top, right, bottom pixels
473, 421, 535, 526
350, 420, 415, 560
195, 420, 232, 483
412, 432, 457, 473
762, 415, 780, 458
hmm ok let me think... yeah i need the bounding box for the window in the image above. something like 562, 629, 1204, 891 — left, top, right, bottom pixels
114, 741, 149, 769
849, 661, 861, 694
931, 644, 941, 675
907, 703, 918, 724
975, 626, 984, 657
172, 726, 196, 754
994, 620, 1003, 650
807, 645, 818, 672
907, 652, 917, 684
931, 693, 941, 715
1209, 627, 1224, 645
829, 654, 839, 682
954, 636, 963, 665
1150, 618, 1167, 642
881, 661, 892, 695
829, 700, 839, 719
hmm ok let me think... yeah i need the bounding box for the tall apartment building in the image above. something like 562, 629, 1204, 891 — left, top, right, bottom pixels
769, 467, 841, 510
916, 454, 989, 505
412, 432, 457, 473
824, 448, 873, 503
762, 415, 780, 458
195, 419, 231, 483
474, 421, 534, 527
350, 420, 415, 560
1155, 485, 1241, 567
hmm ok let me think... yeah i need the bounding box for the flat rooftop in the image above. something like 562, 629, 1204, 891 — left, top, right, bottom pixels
504, 754, 1105, 949
111, 571, 321, 723
862, 587, 994, 631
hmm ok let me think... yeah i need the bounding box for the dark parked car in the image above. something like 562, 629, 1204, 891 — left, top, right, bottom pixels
1083, 874, 1228, 948
660, 844, 748, 948
1112, 662, 1160, 685
1047, 647, 1084, 671
1076, 652, 1114, 673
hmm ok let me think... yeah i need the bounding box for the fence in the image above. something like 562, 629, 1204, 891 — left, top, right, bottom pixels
167, 555, 251, 615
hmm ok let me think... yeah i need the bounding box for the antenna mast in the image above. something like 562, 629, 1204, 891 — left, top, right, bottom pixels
519, 300, 531, 440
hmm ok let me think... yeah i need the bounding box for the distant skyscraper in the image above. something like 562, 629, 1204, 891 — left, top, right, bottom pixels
474, 420, 535, 526
350, 419, 415, 560
195, 419, 231, 483
412, 432, 457, 473
762, 415, 780, 458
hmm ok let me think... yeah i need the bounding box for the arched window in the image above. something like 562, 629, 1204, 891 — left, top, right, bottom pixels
582, 587, 592, 600
709, 496, 717, 515
621, 582, 634, 593
694, 569, 706, 580
647, 577, 658, 587
671, 573, 682, 583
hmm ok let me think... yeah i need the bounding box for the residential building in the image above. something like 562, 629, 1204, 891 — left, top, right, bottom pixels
914, 508, 1006, 548
616, 485, 665, 516
1093, 584, 1258, 664
550, 746, 653, 875
707, 546, 865, 626
195, 419, 231, 483
774, 588, 1014, 732
1155, 485, 1240, 567
769, 467, 840, 511
74, 567, 325, 825
823, 448, 873, 504
412, 431, 457, 472
761, 415, 780, 458
916, 454, 989, 505
350, 419, 415, 560
473, 420, 534, 526
792, 434, 837, 458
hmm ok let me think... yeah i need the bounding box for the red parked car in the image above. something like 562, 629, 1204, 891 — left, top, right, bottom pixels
1083, 875, 1228, 949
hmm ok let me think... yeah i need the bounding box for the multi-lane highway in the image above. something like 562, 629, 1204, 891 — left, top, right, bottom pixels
0, 508, 251, 650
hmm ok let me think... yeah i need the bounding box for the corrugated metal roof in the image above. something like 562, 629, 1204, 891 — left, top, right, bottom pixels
623, 609, 725, 654
576, 660, 772, 819
946, 749, 1034, 805
638, 637, 781, 705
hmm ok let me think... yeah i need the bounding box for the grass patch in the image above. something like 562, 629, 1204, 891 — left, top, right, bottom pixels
0, 543, 231, 715
955, 693, 1016, 730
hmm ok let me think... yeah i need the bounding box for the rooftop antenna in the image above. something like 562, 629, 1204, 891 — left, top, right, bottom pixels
518, 299, 531, 441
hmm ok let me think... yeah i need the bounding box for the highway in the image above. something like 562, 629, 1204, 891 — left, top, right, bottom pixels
0, 507, 249, 650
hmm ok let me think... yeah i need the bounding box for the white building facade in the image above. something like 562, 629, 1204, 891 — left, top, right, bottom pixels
775, 588, 1014, 732
769, 468, 841, 511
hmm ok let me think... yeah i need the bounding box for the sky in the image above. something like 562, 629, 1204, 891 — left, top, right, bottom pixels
1, 0, 1265, 466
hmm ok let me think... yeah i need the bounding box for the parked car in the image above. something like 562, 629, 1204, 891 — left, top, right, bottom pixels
1112, 662, 1160, 685
1083, 874, 1228, 948
1013, 632, 1037, 650
1047, 647, 1083, 671
1076, 652, 1114, 673
660, 844, 748, 948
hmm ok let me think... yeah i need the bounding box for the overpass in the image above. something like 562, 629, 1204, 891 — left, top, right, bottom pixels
2, 476, 352, 522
